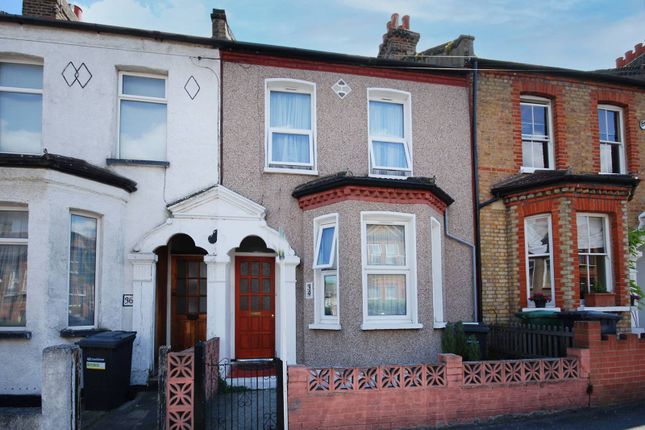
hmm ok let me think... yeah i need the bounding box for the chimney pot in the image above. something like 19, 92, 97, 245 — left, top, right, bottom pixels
387, 13, 399, 31
73, 5, 83, 20
377, 12, 420, 60
402, 15, 410, 30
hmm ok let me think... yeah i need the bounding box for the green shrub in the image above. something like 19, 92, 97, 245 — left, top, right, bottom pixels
441, 322, 480, 361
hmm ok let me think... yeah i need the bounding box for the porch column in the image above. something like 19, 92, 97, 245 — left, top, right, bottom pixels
128, 252, 157, 385
278, 255, 299, 364
204, 254, 230, 360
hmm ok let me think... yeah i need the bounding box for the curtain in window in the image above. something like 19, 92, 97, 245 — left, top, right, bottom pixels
68, 215, 97, 327
367, 224, 405, 266
372, 141, 408, 169
0, 245, 27, 327
526, 217, 549, 255
316, 226, 335, 266
270, 91, 311, 130
577, 216, 605, 252
369, 101, 403, 137
367, 274, 406, 316
271, 133, 310, 164
323, 274, 337, 316
0, 211, 28, 238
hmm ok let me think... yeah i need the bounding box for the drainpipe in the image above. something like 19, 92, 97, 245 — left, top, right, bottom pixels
444, 209, 477, 322
471, 58, 483, 322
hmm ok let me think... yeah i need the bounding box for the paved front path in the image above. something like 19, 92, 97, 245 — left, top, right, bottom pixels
82, 390, 156, 430
444, 403, 645, 430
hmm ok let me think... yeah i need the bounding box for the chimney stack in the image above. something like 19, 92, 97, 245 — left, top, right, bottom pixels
377, 13, 420, 60
211, 9, 234, 40
22, 0, 79, 21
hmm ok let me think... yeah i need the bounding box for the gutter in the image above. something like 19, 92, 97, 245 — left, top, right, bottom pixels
470, 58, 482, 322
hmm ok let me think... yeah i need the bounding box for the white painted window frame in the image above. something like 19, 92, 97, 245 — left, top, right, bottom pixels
310, 213, 340, 329
430, 217, 445, 328
116, 71, 168, 160
0, 205, 29, 331
360, 211, 420, 330
0, 60, 43, 155
66, 210, 102, 329
577, 213, 613, 297
520, 96, 554, 173
598, 104, 626, 175
367, 88, 413, 178
524, 214, 556, 308
264, 79, 317, 175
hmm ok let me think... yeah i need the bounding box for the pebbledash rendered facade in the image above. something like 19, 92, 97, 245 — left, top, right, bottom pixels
0, 4, 477, 394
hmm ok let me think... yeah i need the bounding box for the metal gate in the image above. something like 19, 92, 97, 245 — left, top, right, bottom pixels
195, 341, 284, 430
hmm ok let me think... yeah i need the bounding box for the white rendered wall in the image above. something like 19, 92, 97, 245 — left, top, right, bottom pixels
0, 22, 220, 393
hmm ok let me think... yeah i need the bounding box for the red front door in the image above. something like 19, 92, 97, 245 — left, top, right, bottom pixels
235, 256, 275, 359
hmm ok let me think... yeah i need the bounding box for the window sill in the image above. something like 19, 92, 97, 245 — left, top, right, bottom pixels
107, 158, 169, 167
361, 322, 423, 331
433, 321, 447, 329
60, 328, 108, 338
521, 307, 561, 312
576, 306, 630, 312
0, 330, 32, 340
264, 167, 318, 176
308, 323, 341, 331
520, 167, 554, 174
368, 173, 411, 180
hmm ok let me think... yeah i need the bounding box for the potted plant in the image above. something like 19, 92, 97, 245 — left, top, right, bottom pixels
529, 292, 550, 308
584, 281, 615, 307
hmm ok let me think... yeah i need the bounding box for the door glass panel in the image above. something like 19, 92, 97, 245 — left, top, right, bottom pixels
263, 262, 271, 276
188, 261, 199, 277
240, 262, 248, 275
176, 261, 186, 277
251, 279, 259, 293
177, 282, 185, 296
200, 281, 206, 295
263, 296, 271, 311
252, 262, 259, 276
189, 297, 198, 314
239, 296, 248, 311
188, 279, 198, 295
262, 279, 271, 293
251, 296, 260, 311
177, 297, 186, 314
240, 279, 248, 293
200, 297, 207, 312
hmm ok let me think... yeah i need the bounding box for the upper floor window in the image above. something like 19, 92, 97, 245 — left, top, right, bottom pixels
118, 72, 167, 161
577, 214, 612, 301
368, 89, 412, 177
521, 97, 553, 172
0, 208, 28, 328
311, 214, 339, 329
265, 79, 316, 173
598, 105, 625, 174
524, 215, 555, 308
361, 212, 419, 329
0, 62, 43, 154
68, 213, 99, 327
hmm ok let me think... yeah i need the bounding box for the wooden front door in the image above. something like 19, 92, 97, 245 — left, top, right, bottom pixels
171, 256, 207, 351
235, 256, 275, 359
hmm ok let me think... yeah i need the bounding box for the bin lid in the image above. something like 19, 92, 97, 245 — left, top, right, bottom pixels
515, 310, 560, 319
77, 330, 137, 348
556, 311, 621, 321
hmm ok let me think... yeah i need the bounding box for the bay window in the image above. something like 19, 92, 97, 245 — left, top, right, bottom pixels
524, 215, 555, 307
598, 105, 625, 174
118, 72, 167, 161
521, 97, 553, 171
368, 89, 412, 177
577, 214, 612, 300
361, 212, 419, 329
265, 79, 316, 173
0, 208, 28, 328
0, 62, 43, 154
311, 214, 339, 328
68, 213, 99, 327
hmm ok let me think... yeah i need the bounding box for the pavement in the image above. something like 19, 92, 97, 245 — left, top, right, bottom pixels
82, 389, 157, 430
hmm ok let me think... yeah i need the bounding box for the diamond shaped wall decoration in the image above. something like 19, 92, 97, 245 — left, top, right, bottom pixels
61, 62, 92, 88
184, 76, 200, 100
332, 79, 351, 99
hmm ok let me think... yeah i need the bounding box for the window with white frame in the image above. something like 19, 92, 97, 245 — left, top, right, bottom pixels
524, 215, 555, 307
577, 214, 612, 300
265, 79, 316, 172
361, 212, 418, 329
521, 97, 553, 171
368, 89, 412, 177
0, 62, 43, 154
0, 208, 28, 328
68, 213, 99, 327
598, 105, 625, 174
311, 214, 339, 328
118, 72, 167, 161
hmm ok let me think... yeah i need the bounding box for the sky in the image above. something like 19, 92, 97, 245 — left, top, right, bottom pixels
2, 0, 644, 70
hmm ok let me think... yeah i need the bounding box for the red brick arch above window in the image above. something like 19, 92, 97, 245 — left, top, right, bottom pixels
512, 79, 567, 170
590, 89, 638, 174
